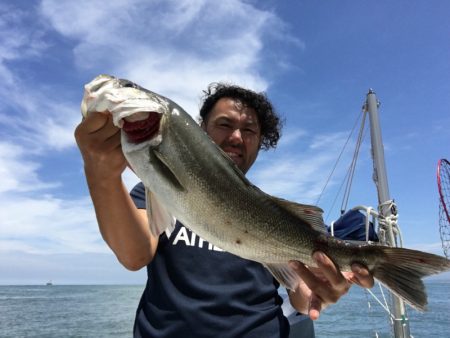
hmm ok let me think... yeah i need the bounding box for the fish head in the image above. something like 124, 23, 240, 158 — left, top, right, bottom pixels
81, 74, 203, 200
81, 74, 177, 150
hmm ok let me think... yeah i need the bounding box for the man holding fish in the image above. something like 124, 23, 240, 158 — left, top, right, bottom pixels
74, 78, 376, 337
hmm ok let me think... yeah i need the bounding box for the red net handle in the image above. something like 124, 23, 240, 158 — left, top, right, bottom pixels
438, 159, 450, 224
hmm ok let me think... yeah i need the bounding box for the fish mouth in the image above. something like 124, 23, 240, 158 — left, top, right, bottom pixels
122, 112, 162, 143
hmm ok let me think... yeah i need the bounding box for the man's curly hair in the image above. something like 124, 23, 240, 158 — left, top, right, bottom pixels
199, 83, 282, 150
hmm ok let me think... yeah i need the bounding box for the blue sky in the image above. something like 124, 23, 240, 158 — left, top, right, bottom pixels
1, 0, 449, 285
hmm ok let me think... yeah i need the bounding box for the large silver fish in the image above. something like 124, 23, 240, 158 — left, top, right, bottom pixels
81, 74, 450, 311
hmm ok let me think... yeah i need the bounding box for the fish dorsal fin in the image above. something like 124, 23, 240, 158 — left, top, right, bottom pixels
270, 196, 327, 234
145, 187, 176, 237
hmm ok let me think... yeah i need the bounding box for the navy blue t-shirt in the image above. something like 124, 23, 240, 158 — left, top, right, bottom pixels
130, 182, 289, 338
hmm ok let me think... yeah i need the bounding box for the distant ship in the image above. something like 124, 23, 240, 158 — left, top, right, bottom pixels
46, 280, 53, 286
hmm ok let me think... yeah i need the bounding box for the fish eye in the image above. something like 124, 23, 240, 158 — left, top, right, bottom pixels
120, 80, 137, 88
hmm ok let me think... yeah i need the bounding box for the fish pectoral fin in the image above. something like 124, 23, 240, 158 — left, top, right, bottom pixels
145, 187, 176, 237
152, 149, 185, 191
269, 196, 328, 234
264, 263, 300, 291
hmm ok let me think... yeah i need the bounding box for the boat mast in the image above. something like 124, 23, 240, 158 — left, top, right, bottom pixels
365, 89, 411, 338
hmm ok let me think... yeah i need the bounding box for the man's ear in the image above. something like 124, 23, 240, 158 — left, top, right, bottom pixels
200, 120, 206, 131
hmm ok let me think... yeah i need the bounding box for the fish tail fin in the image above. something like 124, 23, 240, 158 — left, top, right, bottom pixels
372, 247, 450, 311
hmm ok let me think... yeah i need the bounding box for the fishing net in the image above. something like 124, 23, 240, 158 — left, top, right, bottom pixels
438, 159, 450, 258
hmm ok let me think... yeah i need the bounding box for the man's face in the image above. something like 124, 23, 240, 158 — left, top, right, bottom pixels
202, 97, 261, 174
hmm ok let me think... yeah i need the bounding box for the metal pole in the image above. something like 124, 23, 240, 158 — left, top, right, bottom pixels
365, 89, 411, 338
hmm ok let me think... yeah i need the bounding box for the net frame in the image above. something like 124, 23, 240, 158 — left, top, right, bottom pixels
438, 159, 450, 258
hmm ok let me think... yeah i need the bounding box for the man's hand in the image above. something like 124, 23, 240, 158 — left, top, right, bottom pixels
74, 112, 156, 269
74, 112, 127, 184
288, 251, 374, 320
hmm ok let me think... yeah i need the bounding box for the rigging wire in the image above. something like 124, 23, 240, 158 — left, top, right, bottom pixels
324, 164, 352, 222
324, 158, 365, 222
340, 108, 368, 213
315, 107, 365, 207
318, 106, 369, 223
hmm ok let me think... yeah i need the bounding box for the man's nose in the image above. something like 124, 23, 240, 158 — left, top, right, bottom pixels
228, 128, 243, 145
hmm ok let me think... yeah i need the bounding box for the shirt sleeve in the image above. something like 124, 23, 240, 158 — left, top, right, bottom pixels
130, 182, 146, 209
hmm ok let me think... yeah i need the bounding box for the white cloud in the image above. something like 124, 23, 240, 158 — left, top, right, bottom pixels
0, 142, 58, 193
0, 0, 301, 265
0, 140, 102, 255
309, 131, 349, 150
0, 3, 48, 61
0, 0, 300, 157
278, 128, 308, 146
0, 4, 79, 153
249, 130, 356, 204
0, 142, 139, 257
0, 194, 105, 254
39, 0, 296, 116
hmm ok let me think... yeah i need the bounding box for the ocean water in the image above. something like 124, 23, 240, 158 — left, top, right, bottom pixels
314, 280, 449, 338
0, 281, 448, 337
0, 285, 143, 338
